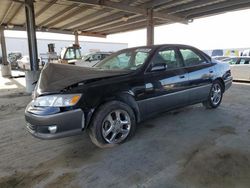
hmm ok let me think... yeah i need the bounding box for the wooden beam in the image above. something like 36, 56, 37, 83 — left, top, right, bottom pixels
91, 16, 144, 33
35, 0, 58, 18
143, 0, 174, 9
60, 9, 106, 29
103, 20, 147, 34
0, 1, 15, 25
7, 3, 23, 24
68, 0, 187, 23
85, 14, 140, 31
37, 3, 78, 26
161, 0, 225, 14
188, 2, 250, 19
181, 0, 250, 17
75, 12, 127, 31
46, 6, 90, 28
3, 24, 106, 38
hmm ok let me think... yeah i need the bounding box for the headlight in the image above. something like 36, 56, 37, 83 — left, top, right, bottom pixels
33, 94, 82, 107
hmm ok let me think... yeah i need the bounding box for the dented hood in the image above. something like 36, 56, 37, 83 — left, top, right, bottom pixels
36, 63, 129, 93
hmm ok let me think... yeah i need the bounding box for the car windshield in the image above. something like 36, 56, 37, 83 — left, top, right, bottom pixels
94, 48, 151, 71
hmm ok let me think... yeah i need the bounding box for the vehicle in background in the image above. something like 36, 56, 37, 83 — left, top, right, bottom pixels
25, 44, 232, 148
212, 56, 229, 61
42, 43, 112, 67
225, 49, 239, 57
8, 52, 22, 69
40, 43, 58, 65
17, 56, 44, 70
241, 49, 250, 56
222, 57, 250, 81
59, 44, 82, 64
211, 49, 223, 57
76, 52, 112, 67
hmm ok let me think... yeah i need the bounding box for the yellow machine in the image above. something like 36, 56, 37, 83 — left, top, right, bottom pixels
58, 44, 82, 64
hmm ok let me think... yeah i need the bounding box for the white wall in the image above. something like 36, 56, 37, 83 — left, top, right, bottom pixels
3, 37, 128, 56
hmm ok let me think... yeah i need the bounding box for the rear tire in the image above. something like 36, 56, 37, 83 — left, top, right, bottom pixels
203, 81, 223, 109
87, 101, 136, 148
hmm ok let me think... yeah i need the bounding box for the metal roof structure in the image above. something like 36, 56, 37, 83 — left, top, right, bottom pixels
1, 0, 250, 38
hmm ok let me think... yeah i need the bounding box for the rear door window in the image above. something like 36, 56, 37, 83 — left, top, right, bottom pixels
180, 48, 207, 66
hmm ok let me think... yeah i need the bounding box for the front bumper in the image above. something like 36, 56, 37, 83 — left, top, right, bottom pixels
25, 106, 84, 139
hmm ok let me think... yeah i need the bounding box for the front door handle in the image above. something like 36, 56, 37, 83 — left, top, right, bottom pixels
179, 75, 185, 79
209, 70, 214, 73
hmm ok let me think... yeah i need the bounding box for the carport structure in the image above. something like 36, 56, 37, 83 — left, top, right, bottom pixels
1, 0, 250, 81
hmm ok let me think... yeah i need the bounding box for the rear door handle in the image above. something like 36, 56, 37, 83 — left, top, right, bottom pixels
179, 75, 185, 79
209, 70, 214, 73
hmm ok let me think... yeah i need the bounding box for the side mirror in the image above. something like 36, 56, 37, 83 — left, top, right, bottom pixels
151, 63, 167, 71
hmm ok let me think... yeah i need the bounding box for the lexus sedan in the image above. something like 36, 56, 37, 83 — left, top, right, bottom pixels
222, 57, 250, 81
25, 44, 232, 148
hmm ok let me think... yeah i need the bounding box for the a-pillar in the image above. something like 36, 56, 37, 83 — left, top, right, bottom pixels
0, 28, 12, 77
25, 0, 40, 93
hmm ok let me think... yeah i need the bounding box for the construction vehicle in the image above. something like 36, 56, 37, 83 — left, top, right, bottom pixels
42, 43, 111, 67
59, 44, 82, 64
40, 43, 82, 65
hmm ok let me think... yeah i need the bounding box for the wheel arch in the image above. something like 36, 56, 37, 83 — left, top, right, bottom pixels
214, 77, 225, 92
85, 91, 141, 128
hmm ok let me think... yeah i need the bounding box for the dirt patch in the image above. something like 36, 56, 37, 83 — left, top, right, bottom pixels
0, 170, 51, 188
0, 92, 29, 98
142, 124, 155, 129
36, 144, 100, 169
0, 142, 99, 188
169, 106, 195, 116
45, 172, 77, 188
0, 103, 26, 115
210, 126, 236, 135
179, 147, 250, 188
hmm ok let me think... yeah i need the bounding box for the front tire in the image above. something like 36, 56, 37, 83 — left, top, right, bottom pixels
203, 81, 223, 109
87, 101, 136, 148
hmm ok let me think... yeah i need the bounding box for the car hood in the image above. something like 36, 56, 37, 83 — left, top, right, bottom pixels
36, 63, 129, 93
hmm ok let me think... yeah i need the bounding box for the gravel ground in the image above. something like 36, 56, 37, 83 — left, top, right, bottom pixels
0, 82, 250, 188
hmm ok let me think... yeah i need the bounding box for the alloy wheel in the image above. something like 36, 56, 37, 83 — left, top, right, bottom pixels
211, 83, 222, 106
102, 110, 131, 144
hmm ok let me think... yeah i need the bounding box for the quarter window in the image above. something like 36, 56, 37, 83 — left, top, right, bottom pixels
151, 48, 182, 69
180, 48, 207, 66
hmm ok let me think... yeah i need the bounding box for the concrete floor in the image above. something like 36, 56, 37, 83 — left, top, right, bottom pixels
0, 76, 250, 187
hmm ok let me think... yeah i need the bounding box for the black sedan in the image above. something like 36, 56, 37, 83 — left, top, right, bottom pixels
25, 44, 232, 148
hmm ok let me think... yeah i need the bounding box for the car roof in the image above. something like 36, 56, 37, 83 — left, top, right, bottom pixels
120, 44, 211, 60
125, 44, 200, 51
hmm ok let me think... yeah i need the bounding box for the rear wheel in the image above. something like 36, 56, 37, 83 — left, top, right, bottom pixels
87, 101, 136, 148
203, 81, 223, 109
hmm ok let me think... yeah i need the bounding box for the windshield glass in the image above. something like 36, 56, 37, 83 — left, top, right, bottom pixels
94, 48, 151, 70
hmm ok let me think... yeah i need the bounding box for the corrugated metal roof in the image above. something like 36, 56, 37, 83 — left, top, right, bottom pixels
1, 0, 250, 37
